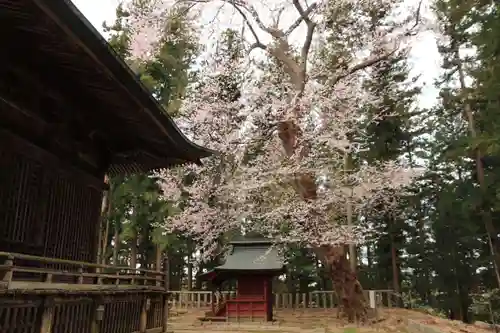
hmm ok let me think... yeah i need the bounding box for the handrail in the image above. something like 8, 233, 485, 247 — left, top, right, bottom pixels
0, 251, 165, 276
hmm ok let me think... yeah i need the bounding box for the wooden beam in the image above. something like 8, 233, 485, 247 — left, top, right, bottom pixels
0, 94, 47, 137
6, 281, 165, 292
5, 61, 112, 169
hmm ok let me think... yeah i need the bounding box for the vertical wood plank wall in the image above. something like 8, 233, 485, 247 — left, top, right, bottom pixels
0, 139, 102, 266
0, 294, 167, 333
0, 135, 171, 333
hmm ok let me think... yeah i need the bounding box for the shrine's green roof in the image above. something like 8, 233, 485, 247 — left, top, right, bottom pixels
217, 243, 284, 271
199, 238, 285, 283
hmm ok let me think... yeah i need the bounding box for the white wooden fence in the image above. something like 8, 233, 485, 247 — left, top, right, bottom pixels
168, 290, 399, 310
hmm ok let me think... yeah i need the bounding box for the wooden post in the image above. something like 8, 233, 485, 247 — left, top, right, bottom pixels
91, 300, 104, 333
162, 293, 169, 333
39, 297, 55, 333
163, 256, 170, 291
77, 266, 84, 284
162, 256, 170, 333
1, 257, 14, 287
139, 296, 149, 333
115, 271, 120, 286
369, 290, 376, 309
130, 268, 135, 285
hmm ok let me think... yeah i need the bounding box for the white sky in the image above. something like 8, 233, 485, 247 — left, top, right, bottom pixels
71, 0, 441, 109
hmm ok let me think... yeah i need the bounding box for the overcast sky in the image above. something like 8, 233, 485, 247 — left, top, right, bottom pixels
71, 0, 441, 108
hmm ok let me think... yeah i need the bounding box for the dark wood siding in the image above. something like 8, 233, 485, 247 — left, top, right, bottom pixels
0, 131, 103, 264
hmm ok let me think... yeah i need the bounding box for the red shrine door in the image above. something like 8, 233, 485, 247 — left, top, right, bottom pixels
237, 275, 265, 299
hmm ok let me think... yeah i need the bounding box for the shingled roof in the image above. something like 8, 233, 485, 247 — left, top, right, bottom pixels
199, 238, 285, 283
1, 0, 214, 175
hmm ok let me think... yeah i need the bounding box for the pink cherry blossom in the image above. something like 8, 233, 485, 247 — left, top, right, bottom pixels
137, 0, 426, 259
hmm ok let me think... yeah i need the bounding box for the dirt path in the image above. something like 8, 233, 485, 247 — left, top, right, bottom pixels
388, 308, 495, 333
168, 308, 496, 333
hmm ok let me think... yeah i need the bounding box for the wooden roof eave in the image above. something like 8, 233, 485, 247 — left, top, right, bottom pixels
32, 0, 216, 164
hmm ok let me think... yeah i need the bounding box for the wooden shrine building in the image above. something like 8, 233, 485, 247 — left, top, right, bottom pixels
0, 0, 212, 332
199, 238, 285, 322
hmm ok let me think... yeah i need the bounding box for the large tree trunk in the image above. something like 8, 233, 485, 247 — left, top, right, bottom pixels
277, 106, 367, 322
389, 222, 401, 307
139, 227, 150, 269
198, 0, 421, 322
276, 106, 367, 322
187, 252, 193, 291
316, 245, 367, 322
240, 0, 405, 320
275, 87, 367, 322
366, 243, 373, 285
130, 232, 138, 269
155, 245, 162, 271
113, 223, 120, 266
456, 48, 500, 287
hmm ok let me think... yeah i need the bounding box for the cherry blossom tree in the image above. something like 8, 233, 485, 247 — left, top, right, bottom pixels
128, 0, 425, 322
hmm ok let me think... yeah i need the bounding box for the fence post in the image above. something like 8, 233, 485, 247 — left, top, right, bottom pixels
39, 297, 55, 333
369, 290, 376, 309
162, 293, 169, 333
91, 300, 104, 333
1, 257, 13, 287
139, 296, 150, 333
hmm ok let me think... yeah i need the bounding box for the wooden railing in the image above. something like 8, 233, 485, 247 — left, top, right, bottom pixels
0, 251, 167, 292
0, 252, 169, 333
169, 289, 401, 310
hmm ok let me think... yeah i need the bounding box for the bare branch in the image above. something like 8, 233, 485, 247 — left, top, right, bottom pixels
291, 0, 317, 83
405, 0, 424, 36
329, 47, 399, 85
228, 2, 267, 52
317, 0, 424, 85
292, 0, 315, 23
273, 7, 286, 28
244, 4, 283, 39
181, 0, 315, 91
284, 1, 317, 36
179, 0, 267, 52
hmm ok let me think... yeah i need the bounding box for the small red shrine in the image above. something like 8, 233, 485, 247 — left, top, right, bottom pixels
199, 238, 285, 322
